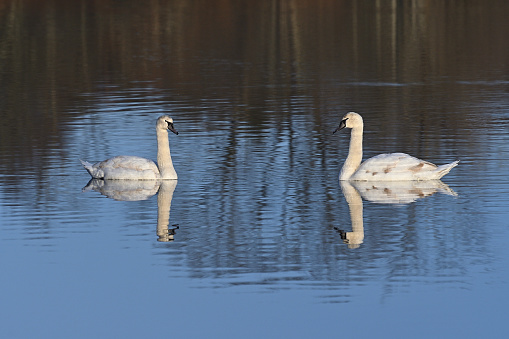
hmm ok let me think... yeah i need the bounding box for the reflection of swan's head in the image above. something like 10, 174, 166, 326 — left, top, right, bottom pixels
158, 225, 179, 242
335, 228, 363, 249
333, 112, 363, 133
157, 115, 178, 135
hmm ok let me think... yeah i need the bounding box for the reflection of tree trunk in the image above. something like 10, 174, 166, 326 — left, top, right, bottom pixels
339, 181, 364, 249
0, 0, 500, 184
157, 180, 178, 242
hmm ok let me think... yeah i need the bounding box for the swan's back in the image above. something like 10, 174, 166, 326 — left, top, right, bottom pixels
81, 156, 160, 180
351, 153, 459, 181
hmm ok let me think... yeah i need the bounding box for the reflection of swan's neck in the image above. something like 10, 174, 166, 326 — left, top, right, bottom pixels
340, 181, 364, 248
340, 125, 363, 180
157, 180, 177, 242
156, 128, 177, 179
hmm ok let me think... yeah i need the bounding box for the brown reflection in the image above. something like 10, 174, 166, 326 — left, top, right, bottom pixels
1, 0, 508, 166
1, 0, 508, 203
83, 179, 178, 241
337, 180, 457, 248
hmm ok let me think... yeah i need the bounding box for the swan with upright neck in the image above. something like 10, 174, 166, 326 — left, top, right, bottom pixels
80, 115, 178, 180
333, 112, 459, 181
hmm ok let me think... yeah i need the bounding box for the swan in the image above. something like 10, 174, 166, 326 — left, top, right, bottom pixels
80, 115, 178, 180
333, 112, 459, 181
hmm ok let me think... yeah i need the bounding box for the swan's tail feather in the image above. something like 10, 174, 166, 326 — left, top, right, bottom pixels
80, 159, 96, 178
436, 160, 459, 179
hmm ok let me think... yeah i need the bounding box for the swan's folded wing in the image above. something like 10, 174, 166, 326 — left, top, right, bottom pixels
98, 156, 160, 180
351, 153, 438, 180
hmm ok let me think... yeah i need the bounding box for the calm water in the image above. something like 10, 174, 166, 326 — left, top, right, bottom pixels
1, 1, 509, 338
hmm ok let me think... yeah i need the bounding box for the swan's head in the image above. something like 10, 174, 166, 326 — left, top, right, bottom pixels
333, 112, 363, 134
157, 115, 178, 135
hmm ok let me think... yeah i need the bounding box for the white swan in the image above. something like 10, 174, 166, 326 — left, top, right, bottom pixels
333, 112, 459, 181
80, 115, 178, 180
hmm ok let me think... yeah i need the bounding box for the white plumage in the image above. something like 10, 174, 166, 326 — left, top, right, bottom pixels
334, 112, 459, 181
81, 115, 178, 180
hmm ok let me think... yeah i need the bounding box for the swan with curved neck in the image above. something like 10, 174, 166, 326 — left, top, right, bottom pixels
80, 115, 178, 180
333, 112, 459, 181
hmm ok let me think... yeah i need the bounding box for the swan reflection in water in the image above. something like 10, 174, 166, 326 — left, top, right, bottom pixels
82, 179, 179, 242
336, 180, 457, 249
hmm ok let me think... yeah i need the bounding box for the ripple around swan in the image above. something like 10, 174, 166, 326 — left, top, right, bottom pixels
1, 1, 509, 337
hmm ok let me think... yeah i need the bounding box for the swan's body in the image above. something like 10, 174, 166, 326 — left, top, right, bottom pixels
81, 115, 178, 180
333, 112, 459, 181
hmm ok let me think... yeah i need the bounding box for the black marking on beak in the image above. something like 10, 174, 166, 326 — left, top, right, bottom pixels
167, 122, 179, 135
333, 118, 348, 134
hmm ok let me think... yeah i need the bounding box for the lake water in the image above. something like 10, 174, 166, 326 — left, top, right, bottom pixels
1, 1, 509, 338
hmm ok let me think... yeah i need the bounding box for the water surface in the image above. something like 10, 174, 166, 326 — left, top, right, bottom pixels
1, 1, 509, 338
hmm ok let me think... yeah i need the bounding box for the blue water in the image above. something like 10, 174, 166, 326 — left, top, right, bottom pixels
2, 83, 509, 337
1, 1, 509, 338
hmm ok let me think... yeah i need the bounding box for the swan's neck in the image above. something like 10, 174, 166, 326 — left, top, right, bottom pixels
340, 126, 363, 180
156, 128, 177, 179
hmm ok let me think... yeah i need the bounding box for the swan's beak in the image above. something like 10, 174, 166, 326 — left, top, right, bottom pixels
167, 122, 179, 135
333, 119, 348, 134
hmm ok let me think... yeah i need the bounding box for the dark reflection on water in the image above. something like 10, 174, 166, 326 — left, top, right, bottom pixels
1, 0, 509, 337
